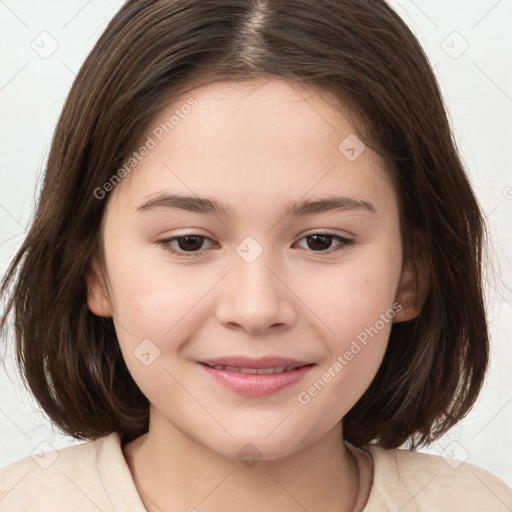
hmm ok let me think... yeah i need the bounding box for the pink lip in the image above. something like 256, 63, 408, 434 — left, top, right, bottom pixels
200, 356, 311, 368
198, 356, 315, 397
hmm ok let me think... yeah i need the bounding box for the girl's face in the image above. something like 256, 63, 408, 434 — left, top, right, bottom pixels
88, 77, 419, 460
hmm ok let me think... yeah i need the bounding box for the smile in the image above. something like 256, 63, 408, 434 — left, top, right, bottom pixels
199, 361, 315, 397
203, 364, 305, 374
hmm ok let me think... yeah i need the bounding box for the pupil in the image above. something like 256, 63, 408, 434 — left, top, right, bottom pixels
179, 235, 203, 251
308, 234, 332, 251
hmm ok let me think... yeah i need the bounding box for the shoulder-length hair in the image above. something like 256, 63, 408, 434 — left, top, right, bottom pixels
1, 0, 488, 448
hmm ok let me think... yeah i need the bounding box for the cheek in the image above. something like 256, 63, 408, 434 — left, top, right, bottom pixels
105, 265, 214, 403
291, 247, 401, 417
297, 250, 401, 353
105, 245, 223, 354
109, 269, 199, 335
295, 289, 395, 434
305, 279, 394, 390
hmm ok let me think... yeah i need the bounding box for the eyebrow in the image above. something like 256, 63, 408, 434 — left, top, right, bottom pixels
135, 193, 376, 217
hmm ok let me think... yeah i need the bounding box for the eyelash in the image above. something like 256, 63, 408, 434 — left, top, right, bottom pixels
157, 233, 354, 258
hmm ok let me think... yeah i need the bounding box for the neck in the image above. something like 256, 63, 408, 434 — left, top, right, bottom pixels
123, 410, 368, 512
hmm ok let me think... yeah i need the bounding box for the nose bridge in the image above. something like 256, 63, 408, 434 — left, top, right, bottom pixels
234, 248, 275, 298
215, 239, 297, 333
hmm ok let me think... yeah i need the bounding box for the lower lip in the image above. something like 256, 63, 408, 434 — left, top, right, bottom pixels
199, 364, 314, 397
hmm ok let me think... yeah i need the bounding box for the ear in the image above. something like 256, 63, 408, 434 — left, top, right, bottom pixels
86, 254, 113, 317
393, 234, 430, 323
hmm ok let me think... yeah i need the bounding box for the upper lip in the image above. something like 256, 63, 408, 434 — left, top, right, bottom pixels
199, 356, 313, 369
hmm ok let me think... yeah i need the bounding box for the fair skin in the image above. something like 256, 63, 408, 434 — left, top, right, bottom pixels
87, 77, 423, 511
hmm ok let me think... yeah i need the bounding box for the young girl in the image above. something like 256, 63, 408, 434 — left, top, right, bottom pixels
1, 0, 511, 510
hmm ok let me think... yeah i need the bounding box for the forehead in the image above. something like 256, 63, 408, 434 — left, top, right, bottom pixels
167, 77, 354, 149
109, 77, 396, 217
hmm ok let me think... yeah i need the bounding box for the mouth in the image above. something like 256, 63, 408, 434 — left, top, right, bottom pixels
200, 363, 310, 374
198, 357, 315, 397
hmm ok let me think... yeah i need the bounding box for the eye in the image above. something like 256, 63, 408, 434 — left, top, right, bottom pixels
158, 235, 215, 257
294, 233, 354, 253
158, 232, 354, 258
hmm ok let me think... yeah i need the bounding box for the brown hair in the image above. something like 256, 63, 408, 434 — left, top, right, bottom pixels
0, 0, 488, 448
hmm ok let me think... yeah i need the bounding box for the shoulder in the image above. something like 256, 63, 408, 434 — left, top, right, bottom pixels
362, 444, 512, 512
0, 433, 141, 512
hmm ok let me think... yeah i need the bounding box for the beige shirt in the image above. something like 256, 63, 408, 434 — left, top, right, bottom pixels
1, 433, 511, 511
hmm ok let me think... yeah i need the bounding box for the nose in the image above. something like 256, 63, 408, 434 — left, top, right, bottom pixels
215, 252, 298, 335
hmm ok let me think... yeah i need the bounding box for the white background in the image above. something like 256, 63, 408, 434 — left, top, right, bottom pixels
1, 0, 511, 487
